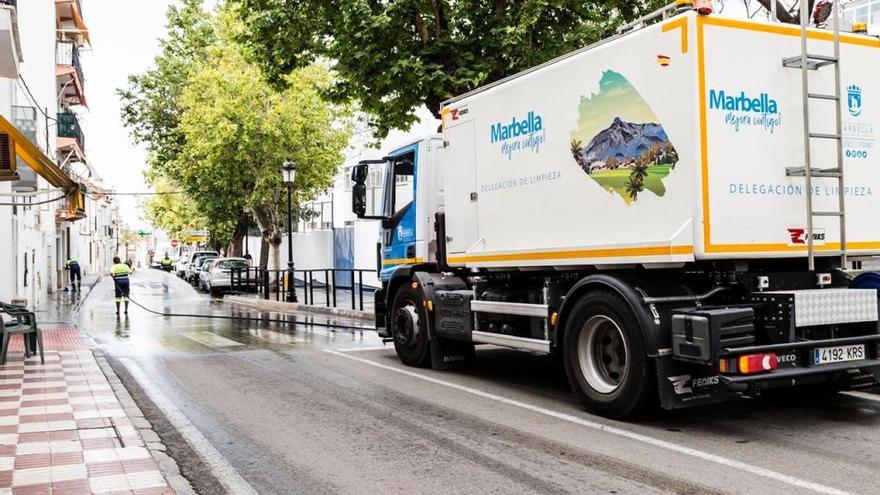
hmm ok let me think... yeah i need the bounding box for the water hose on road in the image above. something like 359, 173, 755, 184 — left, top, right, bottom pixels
107, 276, 373, 333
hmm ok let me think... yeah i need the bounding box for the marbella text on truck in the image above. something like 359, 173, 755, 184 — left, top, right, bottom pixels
351, 4, 880, 419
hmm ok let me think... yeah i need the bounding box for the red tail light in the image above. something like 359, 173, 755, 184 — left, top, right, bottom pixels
720, 353, 778, 375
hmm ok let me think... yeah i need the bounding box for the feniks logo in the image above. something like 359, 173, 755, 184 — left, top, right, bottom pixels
490, 111, 546, 160
709, 88, 782, 134
787, 228, 826, 245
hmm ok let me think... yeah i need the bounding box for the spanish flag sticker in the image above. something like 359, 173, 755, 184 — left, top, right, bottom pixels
657, 54, 671, 67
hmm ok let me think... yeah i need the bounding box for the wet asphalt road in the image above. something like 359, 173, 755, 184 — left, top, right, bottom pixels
64, 269, 880, 495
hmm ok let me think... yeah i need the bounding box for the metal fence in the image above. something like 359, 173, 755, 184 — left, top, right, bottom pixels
230, 267, 374, 311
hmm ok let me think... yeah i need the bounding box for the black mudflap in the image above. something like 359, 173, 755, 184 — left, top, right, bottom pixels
656, 356, 728, 410
430, 338, 475, 370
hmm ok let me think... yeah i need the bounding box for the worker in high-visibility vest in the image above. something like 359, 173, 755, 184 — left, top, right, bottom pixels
160, 254, 173, 272
110, 256, 133, 316
65, 257, 81, 291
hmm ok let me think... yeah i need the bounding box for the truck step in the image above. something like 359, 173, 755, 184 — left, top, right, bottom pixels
471, 331, 551, 354
813, 211, 843, 217
782, 54, 838, 69
470, 300, 549, 318
809, 132, 842, 140
808, 92, 839, 101
785, 167, 842, 178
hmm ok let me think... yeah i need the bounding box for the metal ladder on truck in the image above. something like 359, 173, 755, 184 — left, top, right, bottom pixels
782, 0, 847, 272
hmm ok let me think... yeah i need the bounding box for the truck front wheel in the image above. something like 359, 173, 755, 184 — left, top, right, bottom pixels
563, 290, 656, 419
391, 285, 431, 367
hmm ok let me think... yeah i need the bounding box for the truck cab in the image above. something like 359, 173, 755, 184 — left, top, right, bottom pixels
351, 137, 444, 283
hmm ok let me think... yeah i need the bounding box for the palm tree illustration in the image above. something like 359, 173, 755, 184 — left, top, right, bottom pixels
570, 139, 585, 171
624, 174, 644, 201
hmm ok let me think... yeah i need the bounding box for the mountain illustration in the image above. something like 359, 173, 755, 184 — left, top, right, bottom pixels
579, 117, 669, 163
568, 70, 679, 204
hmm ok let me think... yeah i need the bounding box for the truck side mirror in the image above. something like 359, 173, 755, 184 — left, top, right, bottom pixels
351, 163, 368, 183
351, 164, 368, 218
352, 182, 367, 218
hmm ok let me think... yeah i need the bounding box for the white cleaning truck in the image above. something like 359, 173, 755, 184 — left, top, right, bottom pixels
351, 5, 880, 418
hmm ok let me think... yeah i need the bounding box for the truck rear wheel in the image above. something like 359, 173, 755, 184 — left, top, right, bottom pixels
563, 290, 656, 419
391, 285, 431, 368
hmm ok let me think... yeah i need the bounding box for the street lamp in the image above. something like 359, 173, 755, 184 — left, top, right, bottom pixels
282, 159, 298, 303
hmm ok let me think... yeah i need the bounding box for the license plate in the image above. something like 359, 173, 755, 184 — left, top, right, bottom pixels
812, 344, 865, 365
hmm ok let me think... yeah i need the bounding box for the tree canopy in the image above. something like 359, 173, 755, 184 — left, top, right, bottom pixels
142, 178, 206, 241
119, 3, 349, 260
233, 0, 666, 138
177, 24, 350, 263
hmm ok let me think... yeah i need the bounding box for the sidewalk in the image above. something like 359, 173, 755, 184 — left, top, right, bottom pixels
0, 327, 172, 495
224, 290, 375, 322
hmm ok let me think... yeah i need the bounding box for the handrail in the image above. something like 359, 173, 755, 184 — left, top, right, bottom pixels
229, 267, 375, 311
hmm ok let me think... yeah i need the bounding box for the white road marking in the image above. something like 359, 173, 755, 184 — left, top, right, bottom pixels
323, 349, 851, 495
335, 346, 390, 353
841, 390, 880, 404
245, 328, 306, 344
182, 332, 244, 347
120, 358, 258, 495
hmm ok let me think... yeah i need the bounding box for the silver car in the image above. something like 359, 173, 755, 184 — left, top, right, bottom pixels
191, 256, 219, 289
177, 250, 219, 278
202, 258, 249, 297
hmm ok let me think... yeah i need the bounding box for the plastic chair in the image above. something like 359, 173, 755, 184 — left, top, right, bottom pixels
0, 303, 43, 365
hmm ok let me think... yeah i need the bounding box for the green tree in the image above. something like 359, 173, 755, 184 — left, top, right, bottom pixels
233, 0, 664, 138
142, 178, 206, 242
177, 18, 350, 269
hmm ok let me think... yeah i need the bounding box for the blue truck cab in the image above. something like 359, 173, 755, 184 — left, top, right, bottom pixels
351, 136, 445, 283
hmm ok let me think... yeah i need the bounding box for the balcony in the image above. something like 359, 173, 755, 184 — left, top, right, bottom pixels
56, 40, 87, 107
57, 111, 85, 163
55, 0, 89, 46
11, 106, 37, 192
0, 0, 22, 78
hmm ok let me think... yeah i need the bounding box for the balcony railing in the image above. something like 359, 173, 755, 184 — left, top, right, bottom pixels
55, 40, 84, 87
57, 112, 84, 150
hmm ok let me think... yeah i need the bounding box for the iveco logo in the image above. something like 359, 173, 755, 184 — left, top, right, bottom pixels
668, 375, 693, 395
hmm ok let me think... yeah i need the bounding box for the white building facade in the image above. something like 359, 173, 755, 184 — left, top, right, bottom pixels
843, 0, 880, 34
0, 0, 117, 308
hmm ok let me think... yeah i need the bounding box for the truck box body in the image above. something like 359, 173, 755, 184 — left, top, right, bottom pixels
440, 12, 880, 269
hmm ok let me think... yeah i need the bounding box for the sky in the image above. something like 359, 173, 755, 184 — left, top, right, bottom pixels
79, 0, 177, 231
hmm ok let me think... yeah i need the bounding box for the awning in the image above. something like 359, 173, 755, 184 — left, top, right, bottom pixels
54, 0, 90, 45
56, 136, 85, 162
56, 65, 87, 108
0, 114, 85, 217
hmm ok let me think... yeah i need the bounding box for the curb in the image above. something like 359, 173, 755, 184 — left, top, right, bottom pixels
223, 295, 373, 321
94, 350, 196, 495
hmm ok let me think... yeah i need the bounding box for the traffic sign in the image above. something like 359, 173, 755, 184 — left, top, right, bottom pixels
170, 239, 179, 248
137, 230, 152, 237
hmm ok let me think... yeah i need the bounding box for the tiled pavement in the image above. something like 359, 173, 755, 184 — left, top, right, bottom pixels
0, 328, 173, 495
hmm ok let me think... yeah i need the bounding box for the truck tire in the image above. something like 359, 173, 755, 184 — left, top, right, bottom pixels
391, 285, 431, 368
563, 290, 656, 419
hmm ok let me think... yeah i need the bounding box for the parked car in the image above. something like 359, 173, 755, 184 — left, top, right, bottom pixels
177, 250, 218, 278
203, 258, 248, 297
186, 252, 219, 284
190, 255, 218, 288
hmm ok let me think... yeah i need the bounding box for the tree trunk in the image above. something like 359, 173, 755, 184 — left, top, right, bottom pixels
228, 213, 248, 257
259, 237, 269, 270
252, 204, 282, 272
